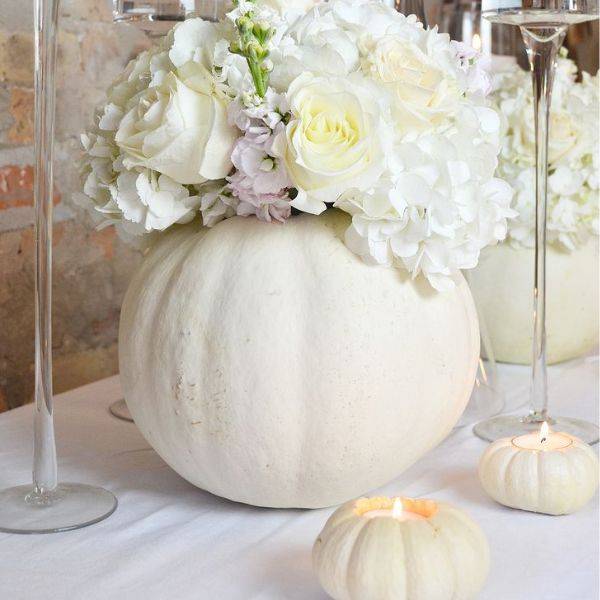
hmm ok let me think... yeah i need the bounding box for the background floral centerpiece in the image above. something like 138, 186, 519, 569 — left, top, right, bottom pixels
493, 50, 598, 251
469, 51, 599, 365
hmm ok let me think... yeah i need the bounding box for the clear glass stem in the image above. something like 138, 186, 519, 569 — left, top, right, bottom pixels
520, 24, 567, 425
32, 0, 60, 497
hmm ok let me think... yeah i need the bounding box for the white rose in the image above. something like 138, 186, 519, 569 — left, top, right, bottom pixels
364, 33, 462, 134
278, 72, 388, 214
115, 70, 237, 185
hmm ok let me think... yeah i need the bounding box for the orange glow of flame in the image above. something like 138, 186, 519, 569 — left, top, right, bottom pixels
392, 498, 404, 519
472, 33, 482, 51
539, 421, 550, 444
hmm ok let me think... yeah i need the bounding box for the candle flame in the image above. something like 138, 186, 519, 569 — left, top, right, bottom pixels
539, 421, 550, 444
472, 33, 482, 51
392, 498, 404, 519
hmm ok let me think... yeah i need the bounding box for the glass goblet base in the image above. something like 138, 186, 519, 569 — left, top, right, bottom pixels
109, 399, 133, 422
473, 414, 600, 444
457, 382, 504, 428
0, 483, 117, 534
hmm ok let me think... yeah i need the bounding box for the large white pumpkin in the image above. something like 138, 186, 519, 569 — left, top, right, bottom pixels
119, 211, 479, 508
469, 238, 598, 365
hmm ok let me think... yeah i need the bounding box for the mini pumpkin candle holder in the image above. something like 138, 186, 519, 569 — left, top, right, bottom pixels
313, 496, 489, 600
479, 423, 599, 515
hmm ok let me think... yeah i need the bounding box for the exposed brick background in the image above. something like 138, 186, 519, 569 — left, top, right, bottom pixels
0, 1, 597, 412
0, 0, 149, 411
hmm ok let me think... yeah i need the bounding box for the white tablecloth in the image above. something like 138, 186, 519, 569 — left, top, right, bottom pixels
1, 358, 598, 600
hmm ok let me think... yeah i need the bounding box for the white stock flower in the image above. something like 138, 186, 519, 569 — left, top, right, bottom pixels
491, 53, 599, 250
451, 41, 492, 98
213, 38, 250, 95
200, 184, 240, 228
278, 72, 388, 215
224, 91, 293, 222
228, 134, 292, 220
115, 70, 237, 185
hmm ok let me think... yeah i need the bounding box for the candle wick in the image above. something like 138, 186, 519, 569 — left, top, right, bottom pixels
540, 436, 547, 444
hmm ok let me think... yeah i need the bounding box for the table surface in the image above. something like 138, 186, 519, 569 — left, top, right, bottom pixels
1, 358, 598, 600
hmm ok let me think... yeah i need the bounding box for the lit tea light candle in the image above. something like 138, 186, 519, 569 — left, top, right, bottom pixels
512, 420, 573, 451
313, 496, 489, 600
479, 422, 599, 515
363, 497, 427, 521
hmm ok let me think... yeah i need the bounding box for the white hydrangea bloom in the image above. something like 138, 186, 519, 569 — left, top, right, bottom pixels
269, 4, 361, 90
200, 183, 240, 228
260, 0, 318, 24
336, 117, 515, 291
491, 53, 599, 250
113, 170, 201, 232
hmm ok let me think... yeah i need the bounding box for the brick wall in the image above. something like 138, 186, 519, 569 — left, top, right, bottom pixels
0, 0, 149, 411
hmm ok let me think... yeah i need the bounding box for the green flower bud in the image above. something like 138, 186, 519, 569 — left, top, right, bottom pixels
247, 40, 262, 62
237, 16, 253, 34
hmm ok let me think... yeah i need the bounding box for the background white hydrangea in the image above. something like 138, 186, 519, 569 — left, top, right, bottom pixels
491, 52, 599, 251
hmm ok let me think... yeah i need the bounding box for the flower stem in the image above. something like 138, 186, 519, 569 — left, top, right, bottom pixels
230, 1, 273, 98
247, 60, 266, 97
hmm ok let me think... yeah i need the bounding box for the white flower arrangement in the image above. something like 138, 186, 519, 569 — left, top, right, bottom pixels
491, 50, 599, 251
77, 0, 515, 291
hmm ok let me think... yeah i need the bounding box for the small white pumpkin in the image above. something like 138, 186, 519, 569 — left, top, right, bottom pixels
479, 434, 599, 515
313, 496, 490, 600
119, 210, 479, 508
468, 238, 598, 364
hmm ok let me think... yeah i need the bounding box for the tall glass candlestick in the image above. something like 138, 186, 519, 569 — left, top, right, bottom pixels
473, 0, 599, 444
0, 0, 117, 534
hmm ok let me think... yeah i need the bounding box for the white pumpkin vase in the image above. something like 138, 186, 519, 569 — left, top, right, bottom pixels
119, 211, 480, 508
469, 238, 598, 365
